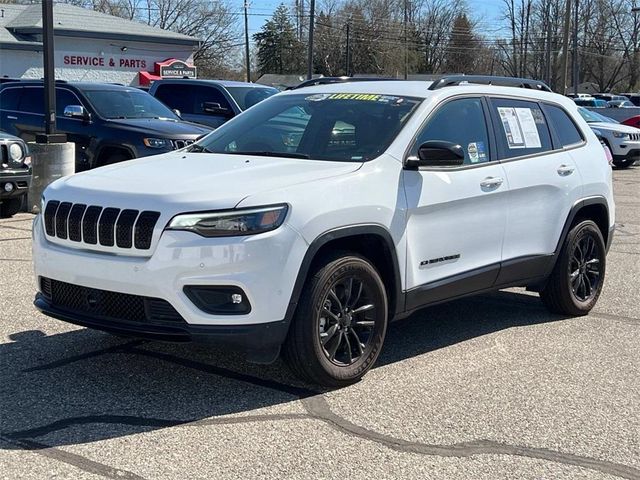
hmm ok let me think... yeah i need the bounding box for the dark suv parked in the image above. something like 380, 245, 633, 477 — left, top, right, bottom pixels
0, 130, 31, 218
149, 79, 278, 128
0, 81, 211, 170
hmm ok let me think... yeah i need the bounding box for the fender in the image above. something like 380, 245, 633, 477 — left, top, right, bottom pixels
283, 224, 404, 325
93, 142, 137, 168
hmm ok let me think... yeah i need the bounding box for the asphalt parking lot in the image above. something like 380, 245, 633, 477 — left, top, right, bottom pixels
1, 166, 638, 480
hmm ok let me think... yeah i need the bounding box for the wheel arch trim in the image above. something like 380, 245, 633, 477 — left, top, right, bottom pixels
284, 224, 404, 327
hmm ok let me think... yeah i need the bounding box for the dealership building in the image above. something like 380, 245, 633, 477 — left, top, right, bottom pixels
0, 3, 199, 86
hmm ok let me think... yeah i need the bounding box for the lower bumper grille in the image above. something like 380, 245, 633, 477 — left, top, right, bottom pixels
40, 277, 185, 325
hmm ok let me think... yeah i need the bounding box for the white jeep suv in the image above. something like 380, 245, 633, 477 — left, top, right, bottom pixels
577, 106, 640, 168
33, 76, 615, 387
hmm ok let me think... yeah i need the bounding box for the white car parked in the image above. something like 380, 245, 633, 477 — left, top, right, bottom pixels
578, 106, 640, 168
33, 76, 615, 386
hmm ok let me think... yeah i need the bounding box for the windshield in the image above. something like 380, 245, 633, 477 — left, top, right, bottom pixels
226, 86, 279, 110
193, 92, 421, 162
84, 89, 179, 120
577, 107, 618, 124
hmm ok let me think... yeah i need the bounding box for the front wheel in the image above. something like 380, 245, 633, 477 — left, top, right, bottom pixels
0, 197, 23, 218
540, 220, 606, 316
283, 253, 388, 387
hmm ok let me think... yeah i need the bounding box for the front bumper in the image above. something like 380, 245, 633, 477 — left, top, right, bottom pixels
0, 172, 31, 199
32, 214, 308, 353
34, 293, 289, 355
612, 148, 639, 164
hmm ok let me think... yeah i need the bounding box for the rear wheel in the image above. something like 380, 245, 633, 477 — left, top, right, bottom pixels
540, 220, 606, 316
0, 197, 23, 218
283, 253, 388, 387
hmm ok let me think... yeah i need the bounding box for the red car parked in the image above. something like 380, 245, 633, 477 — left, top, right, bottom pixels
621, 116, 640, 128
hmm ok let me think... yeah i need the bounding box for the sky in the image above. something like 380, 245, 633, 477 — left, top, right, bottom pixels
231, 0, 508, 39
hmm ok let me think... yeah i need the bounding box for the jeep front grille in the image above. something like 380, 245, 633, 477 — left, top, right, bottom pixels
43, 200, 160, 250
172, 139, 195, 150
629, 132, 640, 141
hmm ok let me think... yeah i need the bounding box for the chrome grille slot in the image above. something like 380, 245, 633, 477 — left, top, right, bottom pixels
55, 202, 72, 239
68, 204, 86, 242
44, 200, 60, 236
172, 139, 195, 150
43, 200, 161, 251
82, 206, 102, 244
134, 211, 161, 249
98, 208, 120, 247
115, 209, 139, 248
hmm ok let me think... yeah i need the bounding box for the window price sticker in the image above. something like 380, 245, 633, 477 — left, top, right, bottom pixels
497, 107, 542, 149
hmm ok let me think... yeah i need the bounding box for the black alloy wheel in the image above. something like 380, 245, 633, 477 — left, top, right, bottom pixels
540, 220, 606, 316
318, 276, 378, 366
284, 253, 388, 387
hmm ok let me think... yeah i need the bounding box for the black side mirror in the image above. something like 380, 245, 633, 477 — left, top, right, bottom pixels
405, 141, 465, 169
203, 101, 233, 117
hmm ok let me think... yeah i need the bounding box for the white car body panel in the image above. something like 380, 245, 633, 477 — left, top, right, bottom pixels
32, 80, 615, 335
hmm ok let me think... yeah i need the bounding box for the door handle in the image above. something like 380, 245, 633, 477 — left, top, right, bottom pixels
6, 115, 17, 120
480, 176, 504, 189
557, 164, 575, 176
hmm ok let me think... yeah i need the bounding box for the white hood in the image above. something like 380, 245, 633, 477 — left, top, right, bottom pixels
589, 122, 640, 134
46, 152, 362, 213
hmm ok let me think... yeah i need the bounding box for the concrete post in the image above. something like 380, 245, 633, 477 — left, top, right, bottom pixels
28, 142, 75, 213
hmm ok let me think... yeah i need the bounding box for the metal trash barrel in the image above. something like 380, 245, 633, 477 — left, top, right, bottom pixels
27, 142, 75, 213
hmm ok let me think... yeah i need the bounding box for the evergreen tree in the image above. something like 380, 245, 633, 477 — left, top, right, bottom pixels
445, 14, 479, 74
253, 4, 305, 76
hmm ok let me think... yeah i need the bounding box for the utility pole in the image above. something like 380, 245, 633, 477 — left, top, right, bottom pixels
560, 0, 572, 94
244, 0, 250, 82
40, 0, 58, 140
345, 20, 351, 76
545, 0, 552, 86
572, 0, 579, 95
403, 0, 408, 79
306, 0, 315, 80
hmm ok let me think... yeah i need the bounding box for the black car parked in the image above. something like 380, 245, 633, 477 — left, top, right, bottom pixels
0, 130, 31, 218
0, 81, 211, 170
149, 79, 278, 128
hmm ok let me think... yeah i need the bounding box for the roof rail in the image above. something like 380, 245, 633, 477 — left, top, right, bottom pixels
428, 75, 552, 92
289, 76, 401, 90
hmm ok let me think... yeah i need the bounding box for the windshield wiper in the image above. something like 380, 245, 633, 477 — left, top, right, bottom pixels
228, 151, 310, 159
188, 144, 212, 153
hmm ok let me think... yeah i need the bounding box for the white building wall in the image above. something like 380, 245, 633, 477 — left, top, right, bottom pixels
0, 36, 195, 85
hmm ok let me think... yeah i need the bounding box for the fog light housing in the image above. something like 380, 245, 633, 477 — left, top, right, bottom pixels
3, 183, 14, 193
184, 286, 251, 315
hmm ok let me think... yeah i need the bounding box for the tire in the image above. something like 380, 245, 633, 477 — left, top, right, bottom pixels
540, 220, 606, 316
283, 253, 388, 387
613, 157, 636, 168
0, 197, 23, 218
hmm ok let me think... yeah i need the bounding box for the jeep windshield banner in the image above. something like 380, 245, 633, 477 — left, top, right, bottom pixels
305, 93, 406, 104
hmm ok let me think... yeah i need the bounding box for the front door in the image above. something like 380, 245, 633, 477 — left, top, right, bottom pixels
403, 97, 508, 309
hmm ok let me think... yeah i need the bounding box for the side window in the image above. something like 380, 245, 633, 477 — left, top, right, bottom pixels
412, 97, 490, 165
154, 84, 194, 114
192, 86, 232, 114
490, 98, 552, 159
0, 87, 21, 111
56, 89, 82, 116
544, 104, 584, 147
18, 87, 44, 114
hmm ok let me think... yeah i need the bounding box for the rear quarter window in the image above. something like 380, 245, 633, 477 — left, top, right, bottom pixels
489, 98, 552, 160
544, 104, 584, 147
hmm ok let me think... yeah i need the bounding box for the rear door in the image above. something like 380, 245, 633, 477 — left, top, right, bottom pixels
0, 86, 22, 135
489, 97, 583, 282
153, 83, 234, 128
403, 96, 508, 308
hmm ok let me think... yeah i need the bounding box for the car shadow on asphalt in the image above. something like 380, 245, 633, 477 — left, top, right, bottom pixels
1, 289, 566, 449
